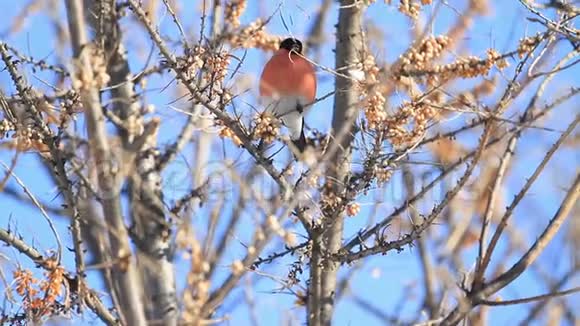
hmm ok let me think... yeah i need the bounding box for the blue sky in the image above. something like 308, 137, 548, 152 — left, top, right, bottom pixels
1, 1, 578, 325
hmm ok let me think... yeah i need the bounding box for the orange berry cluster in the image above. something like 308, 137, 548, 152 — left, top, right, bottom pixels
229, 19, 281, 52
0, 118, 14, 139
398, 0, 432, 19
360, 54, 387, 129
376, 166, 394, 185
176, 45, 205, 81
225, 0, 247, 29
400, 36, 451, 71
487, 49, 509, 70
181, 235, 211, 324
0, 121, 48, 152
218, 126, 242, 146
13, 263, 65, 318
429, 49, 508, 80
364, 92, 387, 130
204, 50, 231, 84
518, 33, 543, 58
177, 46, 231, 85
14, 126, 47, 152
346, 202, 361, 217
91, 48, 110, 89
71, 45, 110, 91
252, 112, 280, 144
384, 99, 437, 146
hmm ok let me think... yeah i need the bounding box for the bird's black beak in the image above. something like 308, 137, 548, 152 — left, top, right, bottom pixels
291, 44, 301, 54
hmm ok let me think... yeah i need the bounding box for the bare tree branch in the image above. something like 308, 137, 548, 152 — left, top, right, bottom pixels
308, 1, 363, 325
64, 0, 147, 324
0, 228, 120, 325
441, 118, 580, 324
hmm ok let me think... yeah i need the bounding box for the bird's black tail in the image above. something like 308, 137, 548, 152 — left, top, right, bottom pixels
291, 117, 307, 152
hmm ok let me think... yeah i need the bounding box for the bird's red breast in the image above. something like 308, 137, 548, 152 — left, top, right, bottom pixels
259, 49, 317, 103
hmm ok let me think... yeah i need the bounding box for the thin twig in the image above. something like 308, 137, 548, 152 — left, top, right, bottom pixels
480, 286, 580, 306
0, 161, 63, 263
480, 114, 579, 274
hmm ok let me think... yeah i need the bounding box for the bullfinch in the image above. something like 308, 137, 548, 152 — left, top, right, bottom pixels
259, 38, 317, 152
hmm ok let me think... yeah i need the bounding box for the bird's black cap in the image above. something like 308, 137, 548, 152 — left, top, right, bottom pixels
279, 38, 303, 54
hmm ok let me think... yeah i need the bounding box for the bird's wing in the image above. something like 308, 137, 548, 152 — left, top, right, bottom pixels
279, 110, 304, 140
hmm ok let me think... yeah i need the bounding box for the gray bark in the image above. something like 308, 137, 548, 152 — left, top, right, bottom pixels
308, 1, 363, 325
